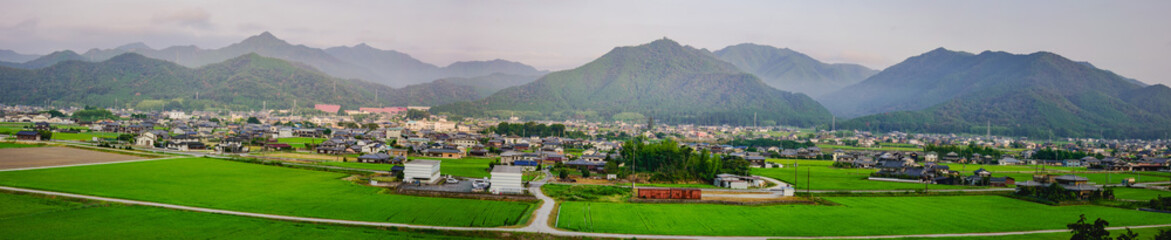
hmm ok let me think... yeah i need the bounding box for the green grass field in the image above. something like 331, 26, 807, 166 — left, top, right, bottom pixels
557, 195, 1171, 236
940, 163, 1084, 172
0, 191, 490, 239
51, 131, 122, 141
816, 144, 922, 152
317, 161, 395, 171
276, 137, 327, 149
885, 227, 1171, 240
753, 159, 975, 190
1111, 187, 1171, 201
0, 142, 46, 149
0, 157, 534, 227
992, 172, 1168, 186
413, 157, 495, 178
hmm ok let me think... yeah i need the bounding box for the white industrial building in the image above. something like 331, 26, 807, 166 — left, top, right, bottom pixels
403, 160, 441, 184
489, 166, 525, 194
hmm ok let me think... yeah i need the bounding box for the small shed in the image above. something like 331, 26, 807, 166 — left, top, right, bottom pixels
636, 187, 701, 200
15, 131, 40, 141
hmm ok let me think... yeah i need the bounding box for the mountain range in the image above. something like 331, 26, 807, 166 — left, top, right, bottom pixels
3, 32, 546, 88
0, 53, 484, 110
0, 49, 43, 63
827, 48, 1169, 138
713, 43, 878, 97
4, 33, 1171, 138
433, 38, 832, 126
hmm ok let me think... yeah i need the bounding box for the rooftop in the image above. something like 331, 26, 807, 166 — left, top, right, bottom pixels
492, 165, 524, 174
406, 159, 441, 166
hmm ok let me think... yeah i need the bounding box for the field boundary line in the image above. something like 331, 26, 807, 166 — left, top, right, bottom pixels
0, 156, 184, 172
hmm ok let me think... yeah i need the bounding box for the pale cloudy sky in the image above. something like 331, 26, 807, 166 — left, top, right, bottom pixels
1, 0, 1168, 85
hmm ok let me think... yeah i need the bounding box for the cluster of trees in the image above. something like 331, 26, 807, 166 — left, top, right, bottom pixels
405, 109, 430, 120
1067, 215, 1147, 240
483, 122, 588, 138
1149, 195, 1171, 211
924, 143, 1003, 159
72, 106, 117, 122
1015, 183, 1114, 203
616, 138, 749, 182
726, 138, 813, 149
1034, 148, 1105, 160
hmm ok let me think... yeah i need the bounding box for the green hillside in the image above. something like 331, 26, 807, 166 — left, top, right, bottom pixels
433, 38, 832, 126
831, 48, 1171, 139
0, 53, 480, 110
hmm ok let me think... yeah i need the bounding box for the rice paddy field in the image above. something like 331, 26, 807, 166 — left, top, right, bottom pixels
276, 137, 327, 149
939, 163, 1085, 172
884, 227, 1171, 240
316, 161, 395, 171
816, 144, 922, 152
0, 157, 535, 227
1111, 187, 1171, 201
50, 131, 123, 141
0, 192, 491, 239
413, 156, 495, 178
0, 142, 46, 149
556, 195, 1171, 236
752, 159, 975, 190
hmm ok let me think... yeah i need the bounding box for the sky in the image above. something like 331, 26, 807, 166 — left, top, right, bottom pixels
1, 0, 1169, 85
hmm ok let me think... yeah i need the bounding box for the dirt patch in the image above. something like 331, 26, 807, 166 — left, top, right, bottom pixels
0, 147, 145, 169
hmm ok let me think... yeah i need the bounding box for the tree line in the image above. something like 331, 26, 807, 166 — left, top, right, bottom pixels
483, 122, 588, 138
616, 138, 749, 182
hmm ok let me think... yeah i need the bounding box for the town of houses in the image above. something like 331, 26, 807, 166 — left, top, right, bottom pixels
3, 103, 1170, 193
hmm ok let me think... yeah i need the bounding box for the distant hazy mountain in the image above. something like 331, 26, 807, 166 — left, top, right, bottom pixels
323, 43, 443, 86
0, 50, 86, 69
829, 48, 1169, 139
325, 44, 547, 86
441, 59, 546, 78
434, 38, 831, 126
0, 53, 481, 110
72, 32, 546, 88
713, 43, 877, 97
0, 49, 42, 63
426, 73, 541, 98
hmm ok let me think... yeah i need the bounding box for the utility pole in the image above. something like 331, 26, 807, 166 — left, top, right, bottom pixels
986, 121, 990, 139
832, 116, 836, 132
806, 167, 811, 197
